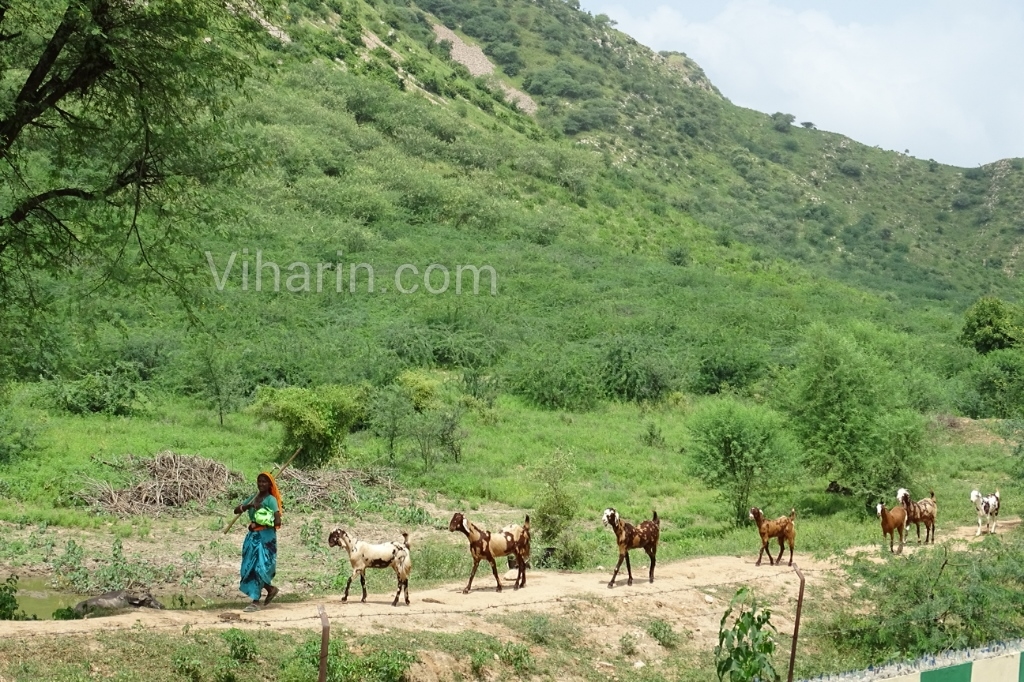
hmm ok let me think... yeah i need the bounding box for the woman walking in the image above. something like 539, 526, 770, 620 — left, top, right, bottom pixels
235, 472, 283, 612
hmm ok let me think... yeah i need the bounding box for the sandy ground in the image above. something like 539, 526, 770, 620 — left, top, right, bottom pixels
2, 518, 1015, 643
1, 520, 1016, 681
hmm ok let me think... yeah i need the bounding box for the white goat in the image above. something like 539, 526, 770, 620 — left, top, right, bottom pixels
328, 529, 412, 606
970, 489, 1000, 536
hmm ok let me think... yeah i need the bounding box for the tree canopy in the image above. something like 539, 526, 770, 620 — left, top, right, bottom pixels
0, 0, 263, 351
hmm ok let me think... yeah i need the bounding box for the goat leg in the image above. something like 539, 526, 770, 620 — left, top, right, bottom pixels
645, 547, 656, 583
342, 575, 353, 602
463, 559, 480, 594
625, 550, 634, 586
608, 554, 625, 588
488, 557, 502, 592
392, 580, 401, 607
755, 542, 766, 566
775, 538, 785, 566
404, 579, 410, 605
360, 574, 367, 603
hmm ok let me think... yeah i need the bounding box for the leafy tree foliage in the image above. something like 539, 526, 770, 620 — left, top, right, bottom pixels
715, 587, 780, 682
769, 112, 795, 132
0, 0, 263, 338
787, 325, 925, 507
687, 396, 797, 526
251, 384, 369, 466
959, 296, 1021, 354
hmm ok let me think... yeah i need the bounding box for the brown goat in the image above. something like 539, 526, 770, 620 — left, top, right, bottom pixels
602, 508, 660, 587
877, 502, 907, 554
449, 513, 530, 594
897, 488, 936, 544
749, 507, 795, 566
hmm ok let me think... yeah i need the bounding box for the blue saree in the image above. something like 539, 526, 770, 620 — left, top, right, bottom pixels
239, 495, 278, 601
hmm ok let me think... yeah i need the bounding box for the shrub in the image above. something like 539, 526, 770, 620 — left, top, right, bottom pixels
832, 539, 1024, 662
251, 384, 369, 466
51, 361, 149, 416
0, 575, 32, 621
620, 632, 638, 656
957, 348, 1024, 419
507, 345, 604, 411
714, 587, 780, 682
0, 393, 36, 464
221, 628, 257, 663
770, 112, 794, 132
691, 341, 766, 395
687, 397, 798, 525
646, 619, 680, 648
532, 449, 580, 548
600, 336, 674, 404
959, 296, 1021, 354
838, 159, 862, 177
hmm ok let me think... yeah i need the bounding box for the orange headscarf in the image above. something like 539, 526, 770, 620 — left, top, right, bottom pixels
260, 471, 284, 528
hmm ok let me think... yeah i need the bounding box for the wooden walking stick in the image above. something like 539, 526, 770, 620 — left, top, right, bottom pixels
223, 446, 303, 534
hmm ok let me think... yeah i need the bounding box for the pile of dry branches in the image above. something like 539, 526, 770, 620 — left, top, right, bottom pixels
277, 467, 396, 510
79, 451, 243, 517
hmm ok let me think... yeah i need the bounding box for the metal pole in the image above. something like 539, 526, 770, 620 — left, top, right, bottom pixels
787, 563, 806, 682
318, 604, 330, 682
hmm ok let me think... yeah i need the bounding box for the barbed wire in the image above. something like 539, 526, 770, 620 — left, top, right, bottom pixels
4, 564, 817, 639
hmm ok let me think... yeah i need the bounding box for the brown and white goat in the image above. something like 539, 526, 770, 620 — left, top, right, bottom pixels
897, 488, 936, 544
876, 502, 907, 554
602, 508, 660, 587
328, 529, 412, 606
748, 507, 795, 567
449, 513, 530, 593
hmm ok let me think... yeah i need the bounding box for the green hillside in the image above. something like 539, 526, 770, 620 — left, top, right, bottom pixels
5, 1, 1024, 676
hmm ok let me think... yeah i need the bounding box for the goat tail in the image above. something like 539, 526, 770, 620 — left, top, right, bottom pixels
401, 531, 410, 549
789, 508, 797, 521
523, 514, 530, 531
652, 510, 660, 526
930, 490, 936, 500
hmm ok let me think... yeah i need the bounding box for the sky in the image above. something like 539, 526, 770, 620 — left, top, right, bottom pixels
579, 0, 1024, 168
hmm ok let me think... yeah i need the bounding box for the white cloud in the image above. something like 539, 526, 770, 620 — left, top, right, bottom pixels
583, 0, 1024, 166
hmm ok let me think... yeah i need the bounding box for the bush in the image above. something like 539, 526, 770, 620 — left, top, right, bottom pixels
51, 361, 149, 416
507, 345, 604, 411
714, 587, 780, 682
251, 384, 370, 466
838, 159, 862, 177
646, 619, 680, 648
532, 449, 580, 548
691, 341, 766, 395
600, 336, 674, 404
770, 112, 794, 132
957, 348, 1024, 419
832, 538, 1024, 662
687, 397, 798, 526
0, 575, 32, 621
0, 393, 36, 464
221, 628, 257, 663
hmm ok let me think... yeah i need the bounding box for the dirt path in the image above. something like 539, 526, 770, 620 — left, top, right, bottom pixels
1, 519, 1015, 648
0, 550, 838, 644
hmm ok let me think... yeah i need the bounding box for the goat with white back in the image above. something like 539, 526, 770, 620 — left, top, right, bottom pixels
970, 489, 1000, 536
449, 512, 530, 593
896, 488, 936, 544
328, 529, 412, 606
